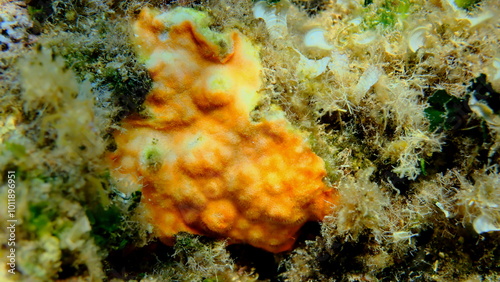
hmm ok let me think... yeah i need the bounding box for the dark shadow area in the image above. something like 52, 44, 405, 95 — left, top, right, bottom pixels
105, 240, 174, 280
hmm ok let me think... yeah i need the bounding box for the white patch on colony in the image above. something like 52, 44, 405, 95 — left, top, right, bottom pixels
473, 214, 500, 234
253, 1, 288, 39
355, 66, 383, 97
408, 26, 429, 53
304, 28, 334, 50
296, 51, 331, 79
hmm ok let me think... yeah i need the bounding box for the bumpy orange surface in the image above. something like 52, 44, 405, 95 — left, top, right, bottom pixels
108, 7, 337, 253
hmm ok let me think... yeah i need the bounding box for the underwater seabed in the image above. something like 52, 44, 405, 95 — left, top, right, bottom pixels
1, 0, 499, 281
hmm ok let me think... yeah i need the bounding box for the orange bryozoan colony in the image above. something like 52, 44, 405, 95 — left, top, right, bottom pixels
108, 7, 337, 253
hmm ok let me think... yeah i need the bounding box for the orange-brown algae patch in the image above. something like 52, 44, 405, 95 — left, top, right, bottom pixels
108, 7, 338, 253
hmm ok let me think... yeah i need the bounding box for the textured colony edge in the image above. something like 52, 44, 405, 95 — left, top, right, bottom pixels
108, 7, 337, 253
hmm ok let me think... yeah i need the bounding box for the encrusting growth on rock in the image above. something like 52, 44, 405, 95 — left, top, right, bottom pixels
108, 7, 337, 253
